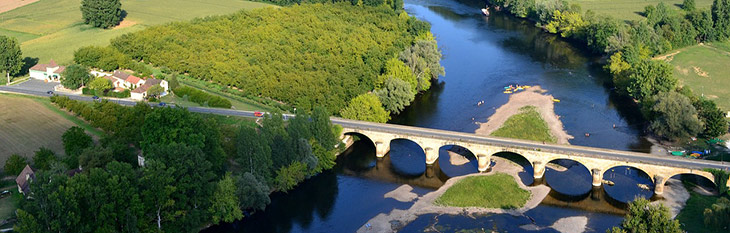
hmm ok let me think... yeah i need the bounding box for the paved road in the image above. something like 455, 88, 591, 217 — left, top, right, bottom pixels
2, 84, 728, 171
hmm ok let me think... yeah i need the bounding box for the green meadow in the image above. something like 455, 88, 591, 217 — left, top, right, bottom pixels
0, 0, 274, 64
567, 0, 713, 21
659, 42, 730, 111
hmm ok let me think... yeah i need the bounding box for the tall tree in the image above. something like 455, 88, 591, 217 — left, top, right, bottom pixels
235, 173, 271, 211
4, 154, 28, 175
78, 146, 113, 170
626, 59, 676, 101
340, 93, 390, 123
61, 64, 91, 90
140, 160, 177, 231
208, 173, 243, 224
62, 126, 93, 169
712, 0, 730, 39
375, 77, 415, 114
649, 92, 702, 140
694, 98, 729, 138
80, 0, 123, 29
33, 147, 57, 171
236, 126, 273, 181
88, 77, 113, 92
607, 198, 681, 233
0, 35, 23, 85
703, 197, 730, 230
683, 0, 696, 11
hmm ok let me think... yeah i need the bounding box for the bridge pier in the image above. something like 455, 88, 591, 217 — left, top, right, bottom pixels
425, 147, 438, 165
592, 168, 603, 187
477, 154, 491, 172
654, 175, 666, 196
375, 141, 389, 158
533, 161, 546, 179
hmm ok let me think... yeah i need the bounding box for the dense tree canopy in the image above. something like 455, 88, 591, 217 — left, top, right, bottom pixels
4, 154, 28, 175
649, 92, 702, 140
62, 126, 93, 168
608, 198, 682, 233
340, 93, 390, 123
375, 77, 414, 114
110, 3, 434, 114
32, 147, 57, 171
80, 0, 123, 29
61, 64, 91, 90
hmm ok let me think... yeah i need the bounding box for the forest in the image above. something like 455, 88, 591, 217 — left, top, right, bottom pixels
109, 2, 439, 115
11, 96, 342, 232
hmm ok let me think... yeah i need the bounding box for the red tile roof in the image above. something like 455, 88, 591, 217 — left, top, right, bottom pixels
126, 75, 142, 85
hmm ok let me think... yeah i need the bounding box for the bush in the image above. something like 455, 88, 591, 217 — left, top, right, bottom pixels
173, 86, 232, 108
4, 154, 28, 175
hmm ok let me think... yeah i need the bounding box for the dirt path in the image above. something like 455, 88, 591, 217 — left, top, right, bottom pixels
475, 86, 573, 144
0, 0, 38, 14
358, 157, 550, 233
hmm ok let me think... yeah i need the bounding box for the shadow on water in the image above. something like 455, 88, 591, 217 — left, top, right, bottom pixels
438, 145, 479, 177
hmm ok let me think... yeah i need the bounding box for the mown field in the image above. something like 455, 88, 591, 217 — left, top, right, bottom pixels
658, 41, 730, 111
0, 94, 101, 163
567, 0, 713, 21
0, 0, 274, 64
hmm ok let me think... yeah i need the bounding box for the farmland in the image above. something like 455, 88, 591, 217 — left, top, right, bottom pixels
567, 0, 713, 21
0, 0, 274, 64
0, 94, 100, 163
657, 41, 730, 111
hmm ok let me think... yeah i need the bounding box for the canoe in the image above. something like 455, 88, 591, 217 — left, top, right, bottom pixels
503, 91, 512, 94
552, 99, 560, 102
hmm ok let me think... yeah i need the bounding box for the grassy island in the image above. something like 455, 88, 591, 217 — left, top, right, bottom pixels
435, 174, 530, 209
491, 106, 556, 143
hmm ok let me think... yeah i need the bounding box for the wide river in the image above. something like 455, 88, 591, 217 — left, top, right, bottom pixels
203, 0, 659, 232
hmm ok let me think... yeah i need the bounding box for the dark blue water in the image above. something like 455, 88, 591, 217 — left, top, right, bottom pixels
202, 0, 661, 232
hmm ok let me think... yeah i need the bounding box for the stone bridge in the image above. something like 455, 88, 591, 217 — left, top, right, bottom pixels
332, 118, 730, 196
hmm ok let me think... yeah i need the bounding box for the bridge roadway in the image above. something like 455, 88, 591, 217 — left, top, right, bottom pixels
3, 85, 730, 194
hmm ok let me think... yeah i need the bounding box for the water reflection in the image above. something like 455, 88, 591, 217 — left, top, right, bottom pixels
438, 145, 479, 177
602, 166, 654, 203
544, 159, 592, 196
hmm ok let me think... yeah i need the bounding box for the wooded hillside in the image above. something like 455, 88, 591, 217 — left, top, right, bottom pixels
111, 3, 429, 113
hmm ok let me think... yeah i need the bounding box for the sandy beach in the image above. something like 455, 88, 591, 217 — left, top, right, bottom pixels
475, 86, 573, 144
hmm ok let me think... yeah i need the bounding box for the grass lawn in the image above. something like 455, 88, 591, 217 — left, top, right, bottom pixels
435, 173, 530, 209
567, 0, 713, 22
676, 190, 727, 233
0, 0, 274, 64
491, 106, 556, 143
657, 42, 730, 111
0, 183, 20, 221
0, 94, 102, 162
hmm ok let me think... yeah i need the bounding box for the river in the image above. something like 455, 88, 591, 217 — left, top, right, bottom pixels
202, 0, 659, 232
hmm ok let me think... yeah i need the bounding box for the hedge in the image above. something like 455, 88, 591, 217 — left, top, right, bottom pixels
173, 86, 232, 109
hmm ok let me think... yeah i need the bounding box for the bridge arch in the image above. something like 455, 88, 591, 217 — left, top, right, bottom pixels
602, 165, 655, 203
544, 158, 593, 196
438, 145, 478, 177
342, 131, 376, 149
388, 138, 427, 176
492, 151, 535, 185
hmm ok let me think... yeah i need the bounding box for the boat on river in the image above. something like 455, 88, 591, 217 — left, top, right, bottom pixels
481, 6, 489, 16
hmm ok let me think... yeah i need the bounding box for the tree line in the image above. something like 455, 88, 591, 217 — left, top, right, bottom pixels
104, 2, 440, 116
489, 0, 729, 140
11, 96, 342, 232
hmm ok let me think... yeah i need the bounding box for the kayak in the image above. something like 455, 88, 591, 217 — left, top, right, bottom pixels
552, 99, 560, 102
503, 91, 512, 94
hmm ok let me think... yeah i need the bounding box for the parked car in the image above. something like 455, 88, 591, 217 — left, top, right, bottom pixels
254, 111, 264, 117
158, 102, 167, 107
0, 190, 11, 198
92, 96, 99, 100
46, 91, 54, 95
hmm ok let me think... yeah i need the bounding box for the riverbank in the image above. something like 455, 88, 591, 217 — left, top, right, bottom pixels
475, 86, 573, 144
358, 157, 551, 233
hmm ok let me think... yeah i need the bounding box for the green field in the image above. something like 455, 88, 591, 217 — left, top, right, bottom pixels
0, 0, 274, 64
435, 174, 530, 209
491, 106, 556, 143
658, 42, 730, 111
568, 0, 713, 21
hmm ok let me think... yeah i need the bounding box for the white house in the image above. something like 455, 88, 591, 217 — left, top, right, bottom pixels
29, 59, 65, 82
131, 78, 169, 100
111, 71, 145, 89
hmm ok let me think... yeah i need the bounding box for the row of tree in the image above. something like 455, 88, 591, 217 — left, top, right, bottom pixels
14, 96, 342, 232
490, 0, 729, 140
106, 3, 438, 114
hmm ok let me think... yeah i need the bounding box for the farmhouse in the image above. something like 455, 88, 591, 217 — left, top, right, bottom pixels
111, 71, 145, 89
131, 78, 169, 100
29, 59, 66, 82
15, 165, 35, 195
